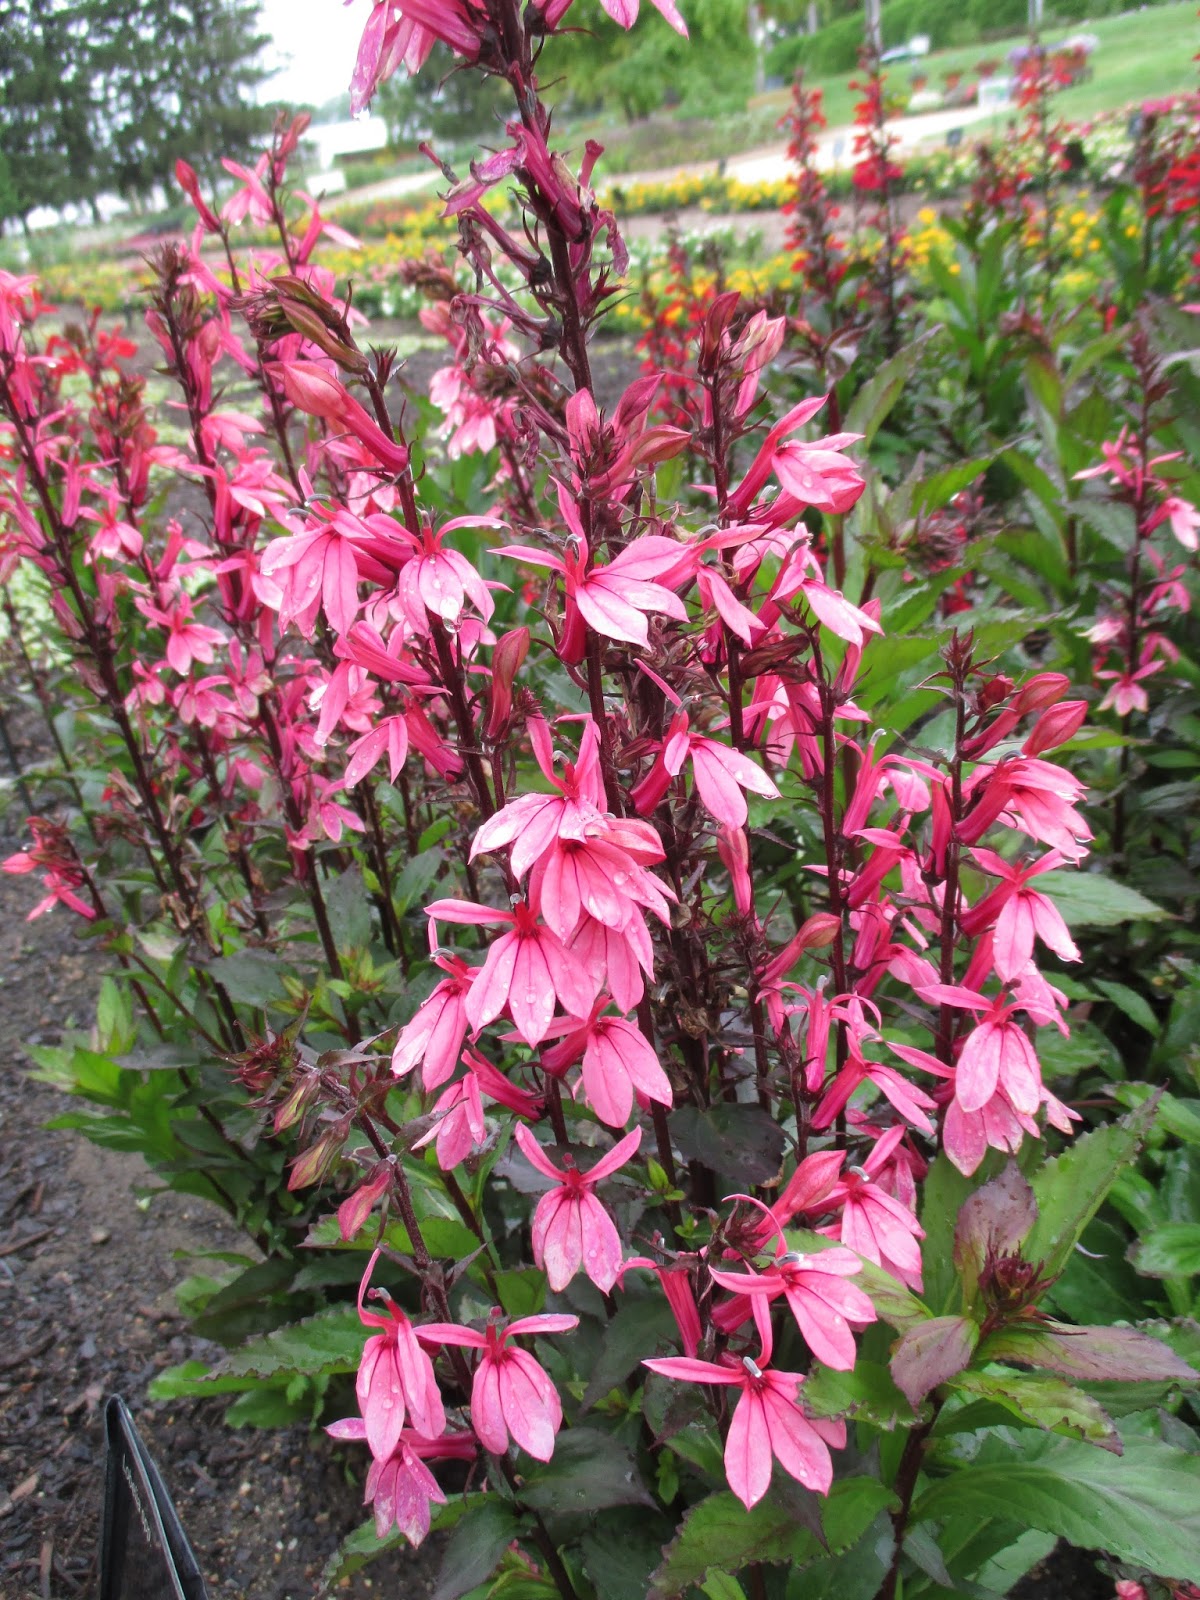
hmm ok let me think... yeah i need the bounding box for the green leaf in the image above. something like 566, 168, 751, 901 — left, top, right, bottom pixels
911, 457, 994, 516
890, 1316, 979, 1408
700, 1576, 748, 1600
787, 1514, 893, 1600
843, 329, 937, 448
224, 1384, 310, 1428
519, 1428, 652, 1514
820, 1478, 900, 1550
1116, 1085, 1200, 1146
648, 1486, 821, 1598
494, 1268, 546, 1320
393, 848, 445, 915
325, 865, 373, 951
148, 1360, 260, 1401
802, 1360, 916, 1430
581, 1295, 679, 1410
580, 1509, 678, 1600
206, 951, 286, 1008
304, 1210, 480, 1261
433, 1499, 523, 1600
947, 1370, 1119, 1451
1129, 1223, 1200, 1279
1094, 980, 1161, 1037
920, 1155, 975, 1316
209, 1305, 365, 1381
913, 1433, 1200, 1581
1037, 872, 1168, 928
320, 1519, 405, 1589
1025, 1098, 1158, 1280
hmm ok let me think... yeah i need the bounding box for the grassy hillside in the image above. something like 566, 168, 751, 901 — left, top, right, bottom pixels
755, 2, 1199, 132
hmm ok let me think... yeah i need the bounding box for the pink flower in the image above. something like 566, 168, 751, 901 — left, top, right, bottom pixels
710, 1244, 875, 1371
417, 1311, 578, 1460
622, 1258, 703, 1356
494, 512, 689, 663
514, 1123, 641, 1292
392, 515, 504, 633
920, 982, 1042, 1117
644, 1323, 840, 1509
1096, 660, 1163, 716
1157, 495, 1200, 551
355, 1254, 446, 1458
413, 1048, 543, 1171
727, 394, 864, 521
528, 819, 673, 943
425, 895, 593, 1047
631, 710, 779, 827
391, 954, 476, 1088
960, 757, 1092, 862
832, 1127, 925, 1290
541, 1002, 673, 1128
960, 848, 1080, 982
276, 360, 410, 473
324, 1421, 474, 1544
470, 717, 606, 878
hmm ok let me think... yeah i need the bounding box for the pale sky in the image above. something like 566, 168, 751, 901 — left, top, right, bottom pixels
257, 0, 368, 110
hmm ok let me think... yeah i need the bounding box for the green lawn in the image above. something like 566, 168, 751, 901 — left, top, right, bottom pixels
752, 2, 1200, 133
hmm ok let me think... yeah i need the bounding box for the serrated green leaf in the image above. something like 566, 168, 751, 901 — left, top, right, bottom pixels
1129, 1223, 1200, 1279
948, 1369, 1119, 1451
802, 1360, 916, 1430
209, 1305, 365, 1381
913, 1433, 1200, 1580
648, 1487, 819, 1598
319, 1518, 405, 1589
1038, 872, 1168, 928
1026, 1099, 1158, 1279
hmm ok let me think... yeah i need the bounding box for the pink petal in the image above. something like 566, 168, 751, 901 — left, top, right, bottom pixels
465, 931, 520, 1033
725, 1387, 772, 1509
577, 1191, 624, 1293
539, 1192, 585, 1291
761, 1383, 833, 1494
471, 1356, 509, 1454
500, 1349, 560, 1461
956, 1021, 1003, 1113
508, 934, 558, 1046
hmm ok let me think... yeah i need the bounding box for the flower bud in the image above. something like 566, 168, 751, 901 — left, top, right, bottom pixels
1023, 699, 1087, 756
484, 627, 530, 740
1013, 671, 1070, 714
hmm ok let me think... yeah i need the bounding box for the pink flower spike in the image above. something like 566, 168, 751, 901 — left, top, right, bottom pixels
514, 1124, 641, 1292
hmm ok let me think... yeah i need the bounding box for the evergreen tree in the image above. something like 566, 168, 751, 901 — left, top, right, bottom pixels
0, 0, 102, 225
0, 0, 275, 227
